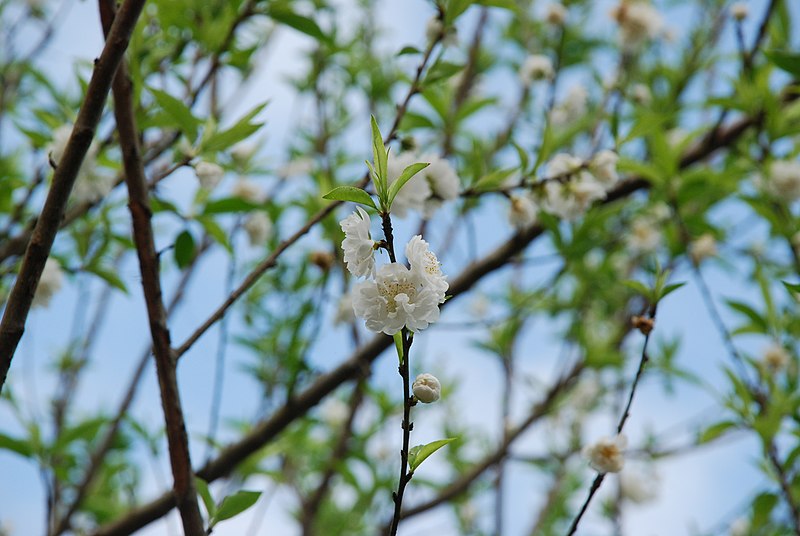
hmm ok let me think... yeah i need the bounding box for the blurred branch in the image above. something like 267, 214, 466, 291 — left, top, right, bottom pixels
0, 0, 148, 395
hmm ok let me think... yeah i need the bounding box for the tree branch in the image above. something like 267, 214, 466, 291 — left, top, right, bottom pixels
0, 0, 147, 395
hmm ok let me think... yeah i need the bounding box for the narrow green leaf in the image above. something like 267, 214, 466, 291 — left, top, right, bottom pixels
370, 116, 388, 189
658, 282, 686, 301
397, 46, 421, 56
622, 280, 652, 301
782, 280, 800, 294
322, 186, 378, 210
267, 7, 329, 43
698, 420, 737, 444
424, 60, 464, 86
203, 197, 259, 215
393, 331, 404, 363
472, 168, 516, 192
150, 88, 200, 141
476, 0, 517, 10
174, 230, 195, 269
197, 216, 232, 253
211, 490, 262, 526
408, 437, 457, 472
765, 49, 800, 77
195, 478, 216, 518
0, 432, 33, 458
387, 162, 429, 209
85, 264, 129, 294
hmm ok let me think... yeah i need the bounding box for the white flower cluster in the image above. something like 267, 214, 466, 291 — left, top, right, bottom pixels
48, 125, 113, 204
387, 152, 460, 218
32, 257, 64, 308
610, 0, 664, 49
689, 233, 717, 264
340, 210, 448, 335
761, 342, 790, 373
626, 203, 670, 255
541, 150, 619, 220
583, 433, 627, 473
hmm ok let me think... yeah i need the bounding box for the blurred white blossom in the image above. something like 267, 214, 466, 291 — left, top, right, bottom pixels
627, 218, 662, 254
243, 211, 273, 246
195, 161, 224, 191
766, 160, 800, 202
32, 258, 64, 308
730, 3, 748, 21
508, 194, 537, 229
550, 85, 588, 127
620, 466, 660, 503
520, 54, 554, 84
545, 3, 567, 25
761, 342, 790, 372
689, 233, 717, 264
610, 0, 663, 48
583, 434, 627, 473
231, 179, 265, 203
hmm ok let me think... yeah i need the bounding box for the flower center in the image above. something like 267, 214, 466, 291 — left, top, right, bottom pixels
379, 280, 417, 313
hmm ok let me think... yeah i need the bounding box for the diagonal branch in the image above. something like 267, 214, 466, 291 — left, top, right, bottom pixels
0, 0, 148, 395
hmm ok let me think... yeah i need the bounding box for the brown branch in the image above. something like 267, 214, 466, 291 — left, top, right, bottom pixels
90, 66, 768, 536
104, 2, 203, 531
0, 0, 147, 394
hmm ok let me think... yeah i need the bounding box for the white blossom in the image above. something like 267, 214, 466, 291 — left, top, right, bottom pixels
766, 160, 800, 202
545, 3, 567, 25
730, 3, 748, 21
589, 150, 619, 186
387, 152, 431, 217
195, 161, 224, 191
334, 291, 356, 325
320, 398, 349, 427
550, 85, 588, 127
583, 434, 627, 473
340, 207, 375, 278
520, 54, 554, 84
631, 83, 652, 105
231, 142, 257, 162
32, 258, 64, 308
627, 218, 662, 254
620, 466, 660, 503
243, 211, 273, 246
729, 517, 750, 536
405, 235, 448, 299
412, 373, 441, 403
762, 342, 790, 372
352, 263, 442, 335
48, 125, 111, 204
420, 153, 460, 217
277, 157, 314, 179
508, 194, 537, 229
610, 1, 663, 48
231, 179, 265, 203
689, 233, 717, 264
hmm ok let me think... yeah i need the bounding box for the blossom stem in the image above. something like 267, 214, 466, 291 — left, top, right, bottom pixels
381, 212, 397, 263
388, 329, 413, 536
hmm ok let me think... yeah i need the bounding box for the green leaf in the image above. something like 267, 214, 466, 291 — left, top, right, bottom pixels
370, 116, 388, 195
622, 280, 652, 301
698, 420, 737, 444
267, 7, 329, 43
195, 478, 216, 518
658, 282, 685, 301
211, 490, 262, 526
150, 88, 200, 141
174, 230, 195, 269
84, 264, 129, 293
476, 0, 517, 12
752, 492, 778, 528
203, 197, 260, 215
472, 168, 516, 192
0, 432, 33, 458
201, 103, 267, 154
782, 280, 800, 294
387, 162, 429, 209
424, 60, 464, 86
408, 438, 457, 472
322, 186, 378, 210
393, 331, 404, 363
197, 215, 232, 253
764, 49, 800, 77
397, 46, 421, 56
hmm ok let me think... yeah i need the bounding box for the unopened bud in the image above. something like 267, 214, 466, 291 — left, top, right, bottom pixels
412, 373, 441, 404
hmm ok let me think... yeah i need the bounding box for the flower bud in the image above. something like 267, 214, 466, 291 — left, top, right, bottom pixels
412, 373, 441, 404
309, 250, 335, 271
731, 3, 748, 21
195, 161, 224, 191
545, 3, 567, 25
